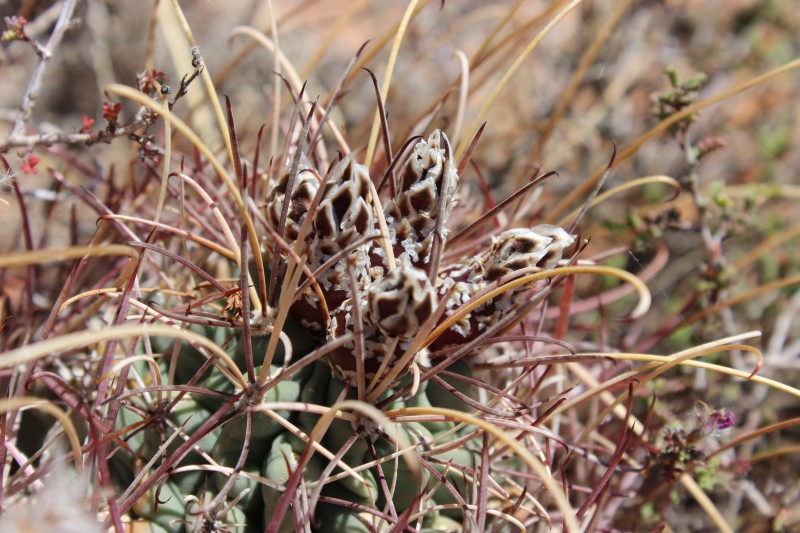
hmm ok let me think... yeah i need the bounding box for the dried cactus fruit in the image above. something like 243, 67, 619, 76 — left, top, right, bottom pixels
430, 225, 575, 351
366, 265, 436, 340
383, 129, 458, 269
327, 265, 436, 386
309, 155, 375, 287
482, 227, 559, 281
268, 135, 576, 390
526, 224, 577, 269
264, 160, 319, 255
286, 156, 377, 335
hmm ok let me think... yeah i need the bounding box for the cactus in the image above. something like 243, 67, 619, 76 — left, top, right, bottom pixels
123, 125, 576, 531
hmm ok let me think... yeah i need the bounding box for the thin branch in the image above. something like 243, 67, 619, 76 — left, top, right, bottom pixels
9, 0, 80, 139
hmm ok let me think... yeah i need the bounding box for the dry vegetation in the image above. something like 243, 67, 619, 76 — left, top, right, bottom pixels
1, 1, 799, 532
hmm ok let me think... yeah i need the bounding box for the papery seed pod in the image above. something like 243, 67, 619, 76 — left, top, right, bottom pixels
263, 160, 319, 260
367, 266, 436, 340
429, 226, 575, 352
327, 266, 436, 386
383, 130, 459, 269
527, 224, 576, 269
313, 157, 374, 256
290, 156, 377, 334
482, 224, 575, 281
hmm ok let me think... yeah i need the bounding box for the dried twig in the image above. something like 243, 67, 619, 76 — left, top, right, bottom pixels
0, 120, 148, 151
8, 0, 80, 140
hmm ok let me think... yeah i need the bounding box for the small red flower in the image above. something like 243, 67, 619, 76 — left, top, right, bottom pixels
102, 101, 122, 126
20, 155, 40, 175
80, 115, 95, 133
138, 69, 168, 96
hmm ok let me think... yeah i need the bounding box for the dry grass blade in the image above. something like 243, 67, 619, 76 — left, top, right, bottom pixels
456, 0, 584, 158
0, 397, 84, 477
549, 56, 800, 220
364, 0, 424, 168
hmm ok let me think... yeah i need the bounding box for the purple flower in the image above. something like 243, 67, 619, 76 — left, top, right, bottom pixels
708, 409, 736, 431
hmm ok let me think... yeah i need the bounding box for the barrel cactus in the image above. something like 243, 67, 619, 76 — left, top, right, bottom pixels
112, 126, 578, 532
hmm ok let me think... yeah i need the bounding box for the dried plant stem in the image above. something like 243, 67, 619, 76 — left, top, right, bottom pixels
681, 475, 734, 533
451, 50, 470, 148
733, 221, 800, 271
550, 55, 800, 220
299, 0, 369, 79
340, 1, 428, 95
712, 417, 800, 460
212, 1, 309, 88
228, 26, 340, 162
0, 119, 150, 151
574, 343, 762, 448
456, 0, 584, 158
154, 91, 171, 224
557, 175, 680, 226
470, 0, 525, 65
106, 84, 265, 311
9, 0, 79, 139
0, 244, 138, 269
367, 178, 397, 271
165, 0, 234, 166
269, 99, 316, 305
60, 287, 189, 311
258, 256, 306, 384
751, 444, 800, 463
174, 171, 241, 256
557, 357, 744, 532
685, 274, 800, 325
559, 331, 764, 418
266, 0, 281, 162
528, 0, 634, 169
364, 0, 422, 168
101, 215, 235, 259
